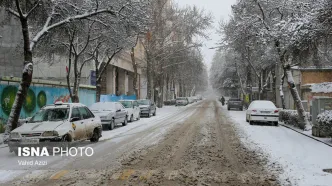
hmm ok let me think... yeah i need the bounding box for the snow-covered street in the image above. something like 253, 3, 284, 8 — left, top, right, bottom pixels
1, 100, 332, 186
225, 102, 332, 186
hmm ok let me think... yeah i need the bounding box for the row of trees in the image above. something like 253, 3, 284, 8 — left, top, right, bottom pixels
1, 0, 211, 132
211, 0, 332, 130
142, 0, 211, 107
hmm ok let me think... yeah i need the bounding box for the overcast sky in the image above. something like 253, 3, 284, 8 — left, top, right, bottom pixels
175, 0, 236, 69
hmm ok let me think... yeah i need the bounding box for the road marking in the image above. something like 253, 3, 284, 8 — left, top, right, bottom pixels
50, 170, 68, 180
119, 169, 135, 180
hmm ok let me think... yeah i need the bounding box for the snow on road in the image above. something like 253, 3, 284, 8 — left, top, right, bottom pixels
224, 103, 332, 186
0, 103, 199, 184
100, 105, 192, 141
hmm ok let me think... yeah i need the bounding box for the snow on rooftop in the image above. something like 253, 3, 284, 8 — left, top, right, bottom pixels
310, 82, 332, 93
291, 66, 332, 70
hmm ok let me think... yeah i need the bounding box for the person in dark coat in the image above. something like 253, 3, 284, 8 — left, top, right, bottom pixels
221, 96, 225, 105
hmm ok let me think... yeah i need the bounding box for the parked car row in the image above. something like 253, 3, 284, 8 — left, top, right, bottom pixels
7, 99, 157, 155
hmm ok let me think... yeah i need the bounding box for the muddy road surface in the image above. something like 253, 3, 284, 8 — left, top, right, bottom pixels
3, 100, 280, 186
108, 100, 279, 186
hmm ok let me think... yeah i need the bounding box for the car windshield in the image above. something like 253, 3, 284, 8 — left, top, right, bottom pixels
89, 102, 116, 111
120, 101, 133, 108
137, 100, 150, 105
29, 108, 69, 123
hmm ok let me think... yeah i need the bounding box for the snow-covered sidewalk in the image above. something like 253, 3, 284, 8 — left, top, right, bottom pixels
0, 133, 6, 148
224, 105, 332, 186
279, 123, 332, 146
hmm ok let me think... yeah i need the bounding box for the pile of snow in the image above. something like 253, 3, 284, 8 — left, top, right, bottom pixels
311, 82, 332, 93
0, 133, 3, 144
316, 110, 332, 137
279, 109, 310, 129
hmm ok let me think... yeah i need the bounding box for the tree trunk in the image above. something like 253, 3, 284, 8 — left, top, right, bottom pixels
279, 69, 286, 109
285, 66, 311, 130
165, 75, 169, 100
236, 64, 246, 96
146, 53, 152, 99
5, 17, 33, 134
271, 69, 277, 104
96, 79, 102, 102
72, 72, 80, 103
71, 57, 80, 103
173, 80, 177, 99
157, 75, 164, 108
131, 47, 139, 97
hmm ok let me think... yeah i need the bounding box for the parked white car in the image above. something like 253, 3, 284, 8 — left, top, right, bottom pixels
187, 97, 195, 104
246, 100, 279, 126
8, 102, 102, 155
119, 100, 141, 122
89, 102, 128, 130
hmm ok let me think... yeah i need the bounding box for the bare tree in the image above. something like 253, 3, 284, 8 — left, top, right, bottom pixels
0, 0, 146, 133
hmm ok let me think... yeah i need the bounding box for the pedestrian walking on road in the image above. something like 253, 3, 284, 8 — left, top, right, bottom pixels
221, 96, 225, 106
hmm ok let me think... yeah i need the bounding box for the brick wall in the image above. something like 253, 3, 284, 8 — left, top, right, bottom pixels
302, 71, 332, 85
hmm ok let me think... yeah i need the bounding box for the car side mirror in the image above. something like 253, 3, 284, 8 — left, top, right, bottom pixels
25, 117, 32, 123
70, 117, 80, 122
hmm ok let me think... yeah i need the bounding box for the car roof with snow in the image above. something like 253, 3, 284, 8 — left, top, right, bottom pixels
42, 102, 86, 109
250, 100, 276, 108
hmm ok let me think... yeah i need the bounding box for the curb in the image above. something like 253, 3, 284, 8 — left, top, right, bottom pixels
0, 144, 8, 149
280, 124, 332, 148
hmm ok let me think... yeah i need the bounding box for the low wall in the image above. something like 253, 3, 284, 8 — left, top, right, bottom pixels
0, 83, 96, 129
101, 94, 136, 102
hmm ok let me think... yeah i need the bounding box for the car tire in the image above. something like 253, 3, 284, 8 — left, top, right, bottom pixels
249, 120, 254, 125
60, 134, 71, 150
147, 110, 151, 118
130, 115, 134, 122
228, 107, 230, 111
137, 113, 141, 120
274, 122, 279, 126
90, 129, 100, 143
122, 117, 128, 126
153, 109, 156, 116
240, 107, 243, 111
109, 119, 115, 130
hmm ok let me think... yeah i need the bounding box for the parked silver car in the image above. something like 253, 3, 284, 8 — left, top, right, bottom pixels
176, 97, 189, 106
89, 102, 128, 130
137, 99, 156, 118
